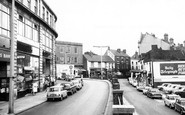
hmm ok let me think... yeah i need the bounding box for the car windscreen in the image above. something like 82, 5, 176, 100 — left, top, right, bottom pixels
49, 87, 59, 92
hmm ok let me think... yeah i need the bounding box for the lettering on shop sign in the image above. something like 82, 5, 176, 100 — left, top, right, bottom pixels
160, 63, 185, 75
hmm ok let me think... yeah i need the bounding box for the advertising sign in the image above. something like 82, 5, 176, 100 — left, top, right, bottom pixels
160, 63, 185, 75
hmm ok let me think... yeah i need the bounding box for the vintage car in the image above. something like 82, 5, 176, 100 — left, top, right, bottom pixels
72, 79, 83, 90
163, 94, 180, 108
136, 85, 145, 92
147, 88, 162, 99
174, 98, 185, 115
163, 84, 181, 93
143, 86, 152, 95
173, 85, 185, 93
61, 82, 77, 95
47, 85, 68, 101
157, 83, 171, 91
112, 78, 120, 89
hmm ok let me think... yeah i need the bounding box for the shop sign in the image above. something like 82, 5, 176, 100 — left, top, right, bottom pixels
160, 63, 185, 75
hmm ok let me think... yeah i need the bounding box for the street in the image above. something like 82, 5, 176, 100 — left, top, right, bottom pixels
17, 79, 109, 115
119, 79, 179, 115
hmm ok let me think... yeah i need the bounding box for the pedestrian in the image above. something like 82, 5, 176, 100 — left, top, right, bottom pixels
32, 82, 38, 95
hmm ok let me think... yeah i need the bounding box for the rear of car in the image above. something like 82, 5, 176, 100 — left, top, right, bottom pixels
47, 86, 67, 101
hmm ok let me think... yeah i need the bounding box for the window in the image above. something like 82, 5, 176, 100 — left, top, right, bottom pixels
98, 62, 101, 68
66, 46, 70, 53
25, 19, 32, 39
0, 3, 10, 37
74, 57, 78, 63
60, 47, 64, 53
46, 11, 49, 23
74, 47, 78, 53
91, 62, 94, 67
27, 0, 31, 9
60, 57, 64, 63
34, 0, 38, 14
42, 7, 45, 20
50, 15, 52, 26
33, 24, 38, 42
67, 56, 70, 63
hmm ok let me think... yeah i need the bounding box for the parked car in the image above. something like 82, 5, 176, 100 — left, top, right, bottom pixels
72, 79, 83, 90
143, 86, 152, 95
136, 85, 145, 92
173, 85, 185, 93
163, 94, 180, 108
61, 82, 77, 95
175, 91, 185, 98
164, 84, 181, 93
46, 85, 68, 101
112, 78, 120, 89
157, 83, 171, 91
174, 98, 185, 115
147, 88, 162, 99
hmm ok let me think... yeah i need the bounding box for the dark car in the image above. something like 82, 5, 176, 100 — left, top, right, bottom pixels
112, 78, 120, 89
147, 88, 162, 99
174, 98, 185, 115
175, 91, 185, 98
61, 82, 77, 95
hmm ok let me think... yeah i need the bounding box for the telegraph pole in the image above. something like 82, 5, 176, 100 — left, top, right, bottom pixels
93, 46, 109, 79
9, 0, 15, 114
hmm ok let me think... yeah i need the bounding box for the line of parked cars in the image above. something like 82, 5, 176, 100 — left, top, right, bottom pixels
46, 78, 83, 101
128, 79, 185, 115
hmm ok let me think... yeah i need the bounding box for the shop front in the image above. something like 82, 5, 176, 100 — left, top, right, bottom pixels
90, 68, 107, 79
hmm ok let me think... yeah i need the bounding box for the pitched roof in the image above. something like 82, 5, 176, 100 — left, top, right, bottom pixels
109, 49, 130, 57
84, 54, 114, 62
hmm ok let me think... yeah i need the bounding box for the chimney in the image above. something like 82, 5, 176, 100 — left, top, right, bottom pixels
169, 38, 174, 44
108, 46, 110, 50
117, 49, 121, 53
184, 41, 185, 47
123, 49, 126, 54
164, 33, 168, 42
151, 45, 158, 50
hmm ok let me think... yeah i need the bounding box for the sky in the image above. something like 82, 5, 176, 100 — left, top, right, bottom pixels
45, 0, 185, 56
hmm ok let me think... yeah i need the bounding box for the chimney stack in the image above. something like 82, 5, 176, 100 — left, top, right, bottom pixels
184, 41, 185, 47
123, 49, 126, 54
117, 49, 121, 53
164, 33, 169, 42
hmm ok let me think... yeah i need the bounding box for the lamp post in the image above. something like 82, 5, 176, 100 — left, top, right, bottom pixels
9, 0, 15, 114
93, 46, 109, 79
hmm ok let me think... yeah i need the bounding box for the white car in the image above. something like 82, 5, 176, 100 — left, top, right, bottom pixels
47, 85, 68, 101
163, 94, 180, 108
143, 86, 152, 95
172, 85, 185, 93
163, 84, 181, 93
157, 83, 171, 90
72, 79, 83, 90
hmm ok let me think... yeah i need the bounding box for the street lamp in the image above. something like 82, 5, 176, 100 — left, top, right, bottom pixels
9, 0, 15, 114
93, 46, 109, 79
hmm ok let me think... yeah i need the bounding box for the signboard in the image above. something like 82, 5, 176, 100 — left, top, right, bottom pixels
160, 63, 185, 75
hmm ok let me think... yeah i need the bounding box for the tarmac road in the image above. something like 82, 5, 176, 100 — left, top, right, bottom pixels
17, 79, 109, 115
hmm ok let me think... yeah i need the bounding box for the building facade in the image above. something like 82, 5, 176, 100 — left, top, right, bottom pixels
0, 0, 58, 100
138, 33, 172, 55
83, 51, 114, 79
105, 48, 131, 78
55, 41, 83, 78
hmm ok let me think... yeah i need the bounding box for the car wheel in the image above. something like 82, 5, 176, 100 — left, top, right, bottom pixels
60, 96, 63, 101
175, 107, 177, 111
169, 104, 172, 109
181, 109, 184, 115
164, 101, 167, 106
47, 98, 50, 101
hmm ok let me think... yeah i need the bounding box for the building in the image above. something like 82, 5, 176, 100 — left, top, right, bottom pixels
138, 33, 173, 55
105, 48, 131, 78
55, 41, 83, 78
83, 51, 114, 79
141, 45, 185, 87
0, 0, 58, 100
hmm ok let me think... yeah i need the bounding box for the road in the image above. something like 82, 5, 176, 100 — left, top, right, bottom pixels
119, 79, 179, 115
18, 79, 109, 115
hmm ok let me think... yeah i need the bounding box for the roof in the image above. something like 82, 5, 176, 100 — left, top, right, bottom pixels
109, 49, 130, 57
84, 54, 114, 62
56, 41, 83, 46
131, 52, 139, 60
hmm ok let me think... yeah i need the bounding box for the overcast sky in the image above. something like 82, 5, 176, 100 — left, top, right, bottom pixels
45, 0, 185, 56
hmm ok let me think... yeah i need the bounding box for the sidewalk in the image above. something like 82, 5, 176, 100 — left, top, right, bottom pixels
0, 92, 46, 115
